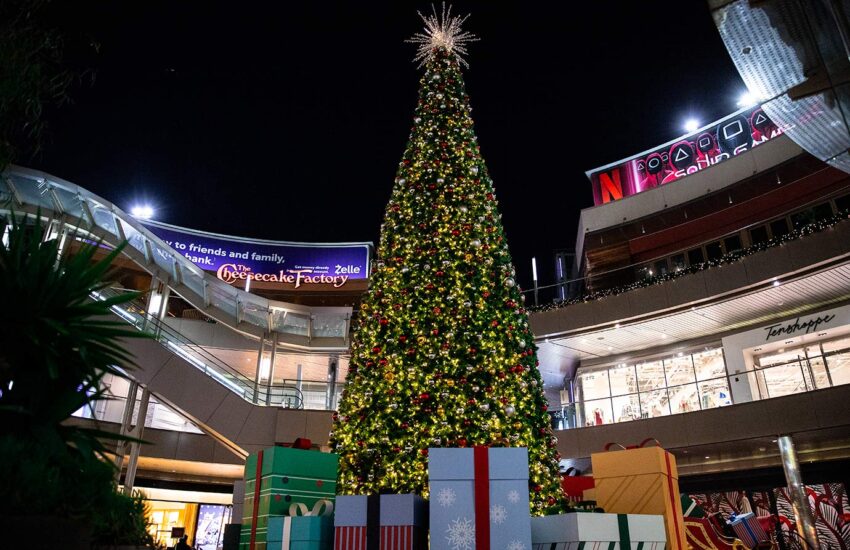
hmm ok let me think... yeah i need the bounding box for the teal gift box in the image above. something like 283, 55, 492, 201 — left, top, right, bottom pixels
267, 515, 334, 550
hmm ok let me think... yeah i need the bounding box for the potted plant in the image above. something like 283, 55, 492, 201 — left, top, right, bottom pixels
0, 213, 154, 548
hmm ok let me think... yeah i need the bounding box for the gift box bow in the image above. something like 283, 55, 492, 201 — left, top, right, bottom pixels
289, 500, 335, 517
280, 499, 335, 550
603, 438, 662, 451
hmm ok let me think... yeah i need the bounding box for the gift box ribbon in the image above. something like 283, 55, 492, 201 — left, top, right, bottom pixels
249, 449, 265, 550
473, 446, 491, 550
282, 499, 334, 550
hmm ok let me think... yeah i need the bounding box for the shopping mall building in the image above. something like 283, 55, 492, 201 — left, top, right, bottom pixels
3, 4, 850, 546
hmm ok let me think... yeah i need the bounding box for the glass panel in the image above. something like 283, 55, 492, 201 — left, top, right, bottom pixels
671, 254, 686, 270
687, 248, 704, 265
790, 208, 816, 229
654, 259, 669, 276
724, 234, 742, 253
668, 383, 699, 414
612, 394, 641, 422
822, 336, 850, 354
825, 352, 850, 386
835, 194, 850, 213
698, 378, 733, 408
636, 360, 665, 391
812, 202, 833, 221
705, 241, 723, 261
92, 207, 117, 236
608, 364, 638, 396
581, 398, 612, 426
761, 362, 807, 397
639, 389, 670, 418
636, 265, 653, 281
664, 355, 696, 386
806, 356, 830, 390
770, 218, 789, 238
757, 347, 806, 368
693, 348, 726, 380
750, 225, 769, 245
313, 313, 346, 338
577, 369, 610, 400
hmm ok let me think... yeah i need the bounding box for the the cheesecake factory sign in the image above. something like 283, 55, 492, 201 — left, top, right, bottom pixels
141, 221, 370, 289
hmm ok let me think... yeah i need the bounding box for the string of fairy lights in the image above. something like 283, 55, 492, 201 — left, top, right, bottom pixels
530, 210, 850, 313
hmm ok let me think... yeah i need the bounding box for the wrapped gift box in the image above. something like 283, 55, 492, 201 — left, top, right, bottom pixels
240, 447, 339, 550
334, 494, 428, 550
729, 513, 768, 549
429, 447, 532, 550
267, 515, 334, 550
531, 512, 666, 549
590, 446, 687, 550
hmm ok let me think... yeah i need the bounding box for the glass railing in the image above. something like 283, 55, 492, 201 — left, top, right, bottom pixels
0, 166, 352, 346
558, 357, 850, 430
280, 379, 345, 411
92, 286, 304, 408
523, 198, 850, 311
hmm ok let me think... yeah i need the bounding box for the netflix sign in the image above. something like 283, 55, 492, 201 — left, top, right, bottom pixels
587, 105, 783, 206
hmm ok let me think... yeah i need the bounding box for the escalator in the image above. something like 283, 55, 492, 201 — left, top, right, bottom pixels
1, 166, 346, 457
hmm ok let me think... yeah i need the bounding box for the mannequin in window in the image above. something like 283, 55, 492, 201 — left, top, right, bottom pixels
594, 408, 604, 425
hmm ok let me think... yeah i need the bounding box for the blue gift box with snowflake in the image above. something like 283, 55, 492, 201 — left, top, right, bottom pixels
429, 447, 532, 550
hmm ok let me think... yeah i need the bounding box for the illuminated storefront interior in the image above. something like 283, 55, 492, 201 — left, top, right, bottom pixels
573, 326, 850, 427
575, 347, 732, 426
134, 487, 232, 549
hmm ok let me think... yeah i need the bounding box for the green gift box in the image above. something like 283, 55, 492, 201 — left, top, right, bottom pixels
240, 447, 338, 550
267, 515, 334, 550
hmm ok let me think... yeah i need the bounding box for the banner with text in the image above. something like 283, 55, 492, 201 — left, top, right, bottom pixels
141, 221, 370, 289
587, 105, 783, 206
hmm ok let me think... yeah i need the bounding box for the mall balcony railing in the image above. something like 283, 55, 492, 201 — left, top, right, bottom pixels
92, 286, 304, 409
522, 194, 850, 311
552, 347, 850, 431
0, 166, 352, 348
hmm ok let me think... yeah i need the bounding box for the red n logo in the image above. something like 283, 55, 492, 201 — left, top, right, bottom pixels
598, 170, 623, 203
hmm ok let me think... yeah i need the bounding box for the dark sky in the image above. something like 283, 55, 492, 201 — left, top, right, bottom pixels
34, 1, 744, 289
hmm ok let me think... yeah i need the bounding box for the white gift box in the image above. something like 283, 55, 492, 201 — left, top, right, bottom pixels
531, 512, 666, 550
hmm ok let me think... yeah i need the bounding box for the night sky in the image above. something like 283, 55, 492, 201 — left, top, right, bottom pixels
33, 1, 744, 289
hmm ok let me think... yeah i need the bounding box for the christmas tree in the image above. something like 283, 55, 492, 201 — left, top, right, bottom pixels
330, 5, 563, 513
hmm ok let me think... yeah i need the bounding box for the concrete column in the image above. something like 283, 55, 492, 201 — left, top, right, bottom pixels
265, 333, 279, 406
231, 479, 246, 523
141, 277, 160, 332
777, 435, 819, 549
327, 355, 339, 410
123, 388, 151, 494
253, 336, 266, 404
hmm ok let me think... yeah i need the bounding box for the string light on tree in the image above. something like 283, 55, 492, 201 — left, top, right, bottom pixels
330, 4, 565, 514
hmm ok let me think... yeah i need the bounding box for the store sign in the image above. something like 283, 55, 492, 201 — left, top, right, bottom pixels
763, 314, 837, 342
587, 105, 783, 206
142, 221, 370, 288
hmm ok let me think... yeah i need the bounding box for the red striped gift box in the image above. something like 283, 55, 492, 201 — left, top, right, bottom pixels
334, 525, 418, 550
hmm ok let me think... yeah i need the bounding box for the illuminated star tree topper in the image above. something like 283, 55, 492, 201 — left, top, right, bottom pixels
406, 3, 479, 68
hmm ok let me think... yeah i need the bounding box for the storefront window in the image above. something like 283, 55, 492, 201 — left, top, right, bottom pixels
760, 362, 807, 397
609, 364, 638, 396
582, 398, 612, 426
639, 389, 670, 418
698, 378, 732, 408
577, 369, 610, 400
612, 393, 641, 422
636, 360, 666, 391
574, 346, 731, 427
826, 352, 850, 386
668, 383, 699, 414
693, 348, 726, 380
664, 355, 696, 386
